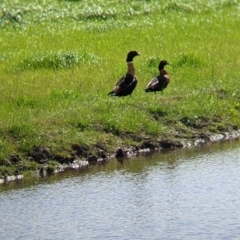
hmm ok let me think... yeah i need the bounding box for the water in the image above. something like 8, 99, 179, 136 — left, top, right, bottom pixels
1, 140, 240, 240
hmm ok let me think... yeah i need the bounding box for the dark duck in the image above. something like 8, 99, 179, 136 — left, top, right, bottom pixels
145, 60, 170, 94
108, 51, 140, 97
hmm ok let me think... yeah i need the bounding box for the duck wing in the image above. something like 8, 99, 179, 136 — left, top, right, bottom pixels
121, 75, 138, 96
108, 74, 137, 96
157, 73, 170, 90
145, 77, 159, 91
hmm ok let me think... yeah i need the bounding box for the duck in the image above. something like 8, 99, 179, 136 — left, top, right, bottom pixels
145, 60, 170, 94
108, 51, 140, 97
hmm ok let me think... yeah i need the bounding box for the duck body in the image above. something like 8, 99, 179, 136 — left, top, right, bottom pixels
108, 74, 138, 97
108, 51, 140, 97
145, 60, 170, 94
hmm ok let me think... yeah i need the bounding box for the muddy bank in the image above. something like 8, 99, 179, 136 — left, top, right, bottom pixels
1, 129, 240, 184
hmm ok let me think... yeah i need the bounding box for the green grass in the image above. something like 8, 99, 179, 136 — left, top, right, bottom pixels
0, 0, 240, 176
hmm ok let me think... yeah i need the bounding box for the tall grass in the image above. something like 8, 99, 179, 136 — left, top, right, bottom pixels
0, 0, 240, 170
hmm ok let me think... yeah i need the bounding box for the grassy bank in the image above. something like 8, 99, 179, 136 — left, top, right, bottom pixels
0, 0, 240, 177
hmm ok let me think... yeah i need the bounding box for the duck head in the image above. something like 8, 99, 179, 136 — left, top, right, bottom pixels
126, 51, 140, 62
158, 60, 170, 71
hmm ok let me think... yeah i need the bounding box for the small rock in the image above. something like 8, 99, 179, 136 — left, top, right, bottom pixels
16, 175, 24, 180
115, 148, 126, 158
5, 175, 16, 182
87, 155, 98, 164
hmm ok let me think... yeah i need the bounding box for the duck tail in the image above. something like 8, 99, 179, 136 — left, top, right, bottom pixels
145, 88, 151, 92
108, 91, 116, 96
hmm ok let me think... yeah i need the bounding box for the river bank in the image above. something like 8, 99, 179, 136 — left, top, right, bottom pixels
1, 128, 240, 184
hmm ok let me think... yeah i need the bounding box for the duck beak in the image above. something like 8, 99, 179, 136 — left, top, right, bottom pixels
167, 62, 171, 65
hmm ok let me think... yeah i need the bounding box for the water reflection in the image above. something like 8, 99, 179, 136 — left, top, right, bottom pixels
0, 139, 240, 239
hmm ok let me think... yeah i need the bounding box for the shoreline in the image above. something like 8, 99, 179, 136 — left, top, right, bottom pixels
1, 129, 240, 185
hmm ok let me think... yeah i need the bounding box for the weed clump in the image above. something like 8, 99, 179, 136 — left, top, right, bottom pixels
18, 51, 98, 70
175, 53, 204, 68
78, 5, 117, 20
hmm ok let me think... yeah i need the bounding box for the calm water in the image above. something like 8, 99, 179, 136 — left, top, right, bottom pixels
1, 140, 240, 240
